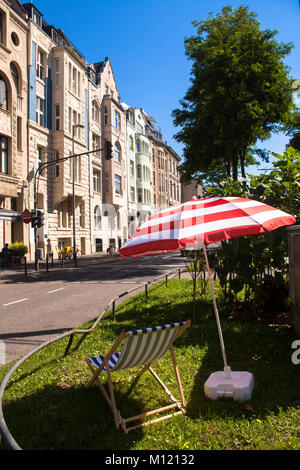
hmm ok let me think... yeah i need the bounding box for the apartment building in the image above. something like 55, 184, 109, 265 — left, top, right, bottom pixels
149, 131, 181, 212
86, 58, 128, 252
1, 0, 185, 259
0, 0, 28, 248
122, 105, 153, 234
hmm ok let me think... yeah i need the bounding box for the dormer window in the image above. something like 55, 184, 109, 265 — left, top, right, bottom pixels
32, 10, 41, 27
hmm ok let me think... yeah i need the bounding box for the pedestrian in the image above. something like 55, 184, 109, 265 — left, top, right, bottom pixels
1, 243, 10, 265
46, 239, 53, 261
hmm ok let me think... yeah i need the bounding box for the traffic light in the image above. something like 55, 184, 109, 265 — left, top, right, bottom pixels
31, 210, 38, 228
105, 140, 113, 160
31, 210, 44, 228
37, 210, 44, 228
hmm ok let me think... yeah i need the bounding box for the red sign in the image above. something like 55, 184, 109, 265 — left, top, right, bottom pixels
22, 209, 32, 224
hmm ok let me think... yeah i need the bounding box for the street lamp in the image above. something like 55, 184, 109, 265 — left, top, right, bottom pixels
72, 123, 85, 266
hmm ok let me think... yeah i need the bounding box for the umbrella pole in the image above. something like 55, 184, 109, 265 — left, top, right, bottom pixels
203, 244, 230, 374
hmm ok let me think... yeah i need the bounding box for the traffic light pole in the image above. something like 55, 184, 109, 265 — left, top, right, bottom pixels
32, 144, 109, 270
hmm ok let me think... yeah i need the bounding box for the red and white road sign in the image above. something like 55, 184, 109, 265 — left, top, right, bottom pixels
22, 209, 32, 224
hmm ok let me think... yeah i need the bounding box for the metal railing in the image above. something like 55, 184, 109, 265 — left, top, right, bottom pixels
0, 266, 183, 450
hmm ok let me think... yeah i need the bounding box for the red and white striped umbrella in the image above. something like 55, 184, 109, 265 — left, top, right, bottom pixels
119, 196, 296, 383
119, 196, 296, 258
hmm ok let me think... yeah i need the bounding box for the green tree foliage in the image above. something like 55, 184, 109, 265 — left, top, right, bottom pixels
205, 147, 300, 315
173, 5, 295, 181
288, 112, 300, 151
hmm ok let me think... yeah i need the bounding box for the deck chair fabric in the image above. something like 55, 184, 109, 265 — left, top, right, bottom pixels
86, 320, 191, 433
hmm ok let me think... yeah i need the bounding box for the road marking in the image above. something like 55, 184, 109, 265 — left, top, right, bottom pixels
3, 298, 29, 306
47, 287, 64, 294
120, 281, 138, 284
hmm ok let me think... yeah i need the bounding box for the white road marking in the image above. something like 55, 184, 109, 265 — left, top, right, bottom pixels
3, 298, 29, 306
47, 287, 64, 294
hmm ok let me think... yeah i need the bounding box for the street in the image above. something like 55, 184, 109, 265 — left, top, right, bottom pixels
0, 252, 186, 364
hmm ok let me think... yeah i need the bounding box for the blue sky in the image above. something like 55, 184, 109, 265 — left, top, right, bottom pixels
30, 0, 300, 175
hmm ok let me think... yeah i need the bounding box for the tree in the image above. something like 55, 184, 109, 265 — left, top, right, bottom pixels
288, 112, 300, 151
173, 5, 295, 181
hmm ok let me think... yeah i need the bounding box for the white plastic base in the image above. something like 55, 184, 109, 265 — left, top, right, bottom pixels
204, 367, 254, 401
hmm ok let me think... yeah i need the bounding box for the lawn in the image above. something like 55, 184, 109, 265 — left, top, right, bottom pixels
0, 278, 299, 450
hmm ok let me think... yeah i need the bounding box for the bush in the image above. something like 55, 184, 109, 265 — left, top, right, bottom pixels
9, 241, 28, 256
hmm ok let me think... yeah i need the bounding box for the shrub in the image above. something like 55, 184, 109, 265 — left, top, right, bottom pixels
9, 242, 28, 256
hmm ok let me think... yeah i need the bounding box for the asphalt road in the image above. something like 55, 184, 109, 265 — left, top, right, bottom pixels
0, 252, 186, 364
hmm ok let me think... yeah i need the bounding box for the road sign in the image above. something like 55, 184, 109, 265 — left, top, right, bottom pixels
22, 209, 32, 224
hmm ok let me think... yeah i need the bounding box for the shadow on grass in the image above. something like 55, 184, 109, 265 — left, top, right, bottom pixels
1, 382, 146, 450
186, 309, 300, 421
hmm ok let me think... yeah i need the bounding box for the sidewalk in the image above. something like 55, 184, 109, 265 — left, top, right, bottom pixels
0, 252, 120, 282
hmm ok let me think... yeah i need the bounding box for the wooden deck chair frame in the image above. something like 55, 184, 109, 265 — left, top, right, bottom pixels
86, 320, 191, 433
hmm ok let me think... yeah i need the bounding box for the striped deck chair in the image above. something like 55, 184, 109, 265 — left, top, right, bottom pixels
86, 319, 191, 433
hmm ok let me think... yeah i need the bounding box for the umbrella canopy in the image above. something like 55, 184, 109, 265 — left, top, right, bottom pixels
119, 196, 296, 385
119, 197, 296, 258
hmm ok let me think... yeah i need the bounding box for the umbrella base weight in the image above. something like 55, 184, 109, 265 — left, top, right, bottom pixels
204, 367, 254, 401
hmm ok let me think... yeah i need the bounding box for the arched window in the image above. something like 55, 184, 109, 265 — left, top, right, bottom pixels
94, 206, 101, 229
92, 100, 99, 121
10, 63, 18, 93
114, 142, 121, 163
0, 75, 8, 110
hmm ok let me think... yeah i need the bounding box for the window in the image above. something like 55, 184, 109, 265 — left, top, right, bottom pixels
68, 107, 71, 133
130, 160, 134, 177
114, 142, 121, 163
138, 187, 142, 203
137, 164, 141, 178
77, 70, 80, 95
54, 150, 60, 178
17, 117, 21, 150
115, 174, 121, 194
93, 169, 101, 193
73, 155, 81, 183
129, 135, 134, 151
36, 49, 45, 80
92, 133, 100, 156
54, 104, 60, 130
36, 97, 45, 126
92, 100, 99, 121
0, 12, 4, 45
72, 110, 77, 132
32, 10, 41, 27
104, 106, 108, 125
10, 63, 18, 93
55, 58, 60, 86
78, 203, 84, 228
136, 139, 141, 152
94, 206, 101, 229
68, 63, 72, 90
72, 67, 76, 94
0, 77, 8, 110
0, 135, 8, 174
130, 186, 135, 202
115, 110, 120, 129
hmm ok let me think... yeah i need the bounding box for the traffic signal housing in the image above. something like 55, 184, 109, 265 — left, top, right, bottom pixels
31, 210, 44, 228
37, 210, 44, 228
105, 140, 113, 160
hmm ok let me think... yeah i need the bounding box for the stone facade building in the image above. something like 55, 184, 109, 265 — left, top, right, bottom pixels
0, 0, 186, 261
0, 0, 28, 249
